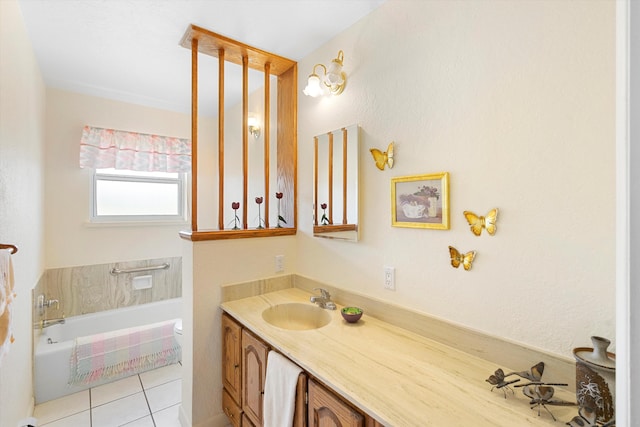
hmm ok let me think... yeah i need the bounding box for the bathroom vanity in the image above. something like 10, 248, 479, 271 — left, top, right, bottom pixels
220, 286, 576, 426
222, 313, 368, 426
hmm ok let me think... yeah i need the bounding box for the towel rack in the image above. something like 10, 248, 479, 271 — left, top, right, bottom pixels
0, 244, 18, 254
110, 263, 169, 275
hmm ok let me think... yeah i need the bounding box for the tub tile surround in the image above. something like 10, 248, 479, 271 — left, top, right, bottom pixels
221, 274, 578, 425
39, 256, 182, 319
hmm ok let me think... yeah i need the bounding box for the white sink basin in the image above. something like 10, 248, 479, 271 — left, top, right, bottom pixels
262, 303, 332, 330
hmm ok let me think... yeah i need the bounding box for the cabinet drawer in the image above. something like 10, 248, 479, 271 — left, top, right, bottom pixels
308, 378, 364, 427
223, 388, 243, 427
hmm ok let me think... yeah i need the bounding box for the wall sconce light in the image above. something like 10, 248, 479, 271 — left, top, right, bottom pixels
248, 116, 261, 139
303, 50, 347, 97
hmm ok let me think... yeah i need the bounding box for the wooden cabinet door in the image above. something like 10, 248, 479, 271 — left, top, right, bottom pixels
223, 388, 243, 427
242, 413, 257, 427
308, 379, 364, 427
293, 372, 308, 427
222, 314, 243, 405
365, 416, 385, 427
242, 329, 268, 426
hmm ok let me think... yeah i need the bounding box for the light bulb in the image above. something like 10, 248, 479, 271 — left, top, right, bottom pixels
303, 74, 324, 97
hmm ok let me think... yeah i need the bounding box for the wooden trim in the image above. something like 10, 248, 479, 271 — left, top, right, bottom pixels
180, 25, 296, 76
264, 62, 271, 228
179, 228, 296, 241
313, 136, 319, 226
313, 224, 357, 234
277, 66, 297, 229
342, 127, 348, 225
218, 49, 225, 230
328, 132, 334, 225
293, 373, 308, 427
242, 55, 249, 229
191, 37, 199, 232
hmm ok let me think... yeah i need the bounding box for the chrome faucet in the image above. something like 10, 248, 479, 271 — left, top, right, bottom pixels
310, 288, 336, 310
44, 299, 59, 310
39, 317, 65, 328
36, 294, 61, 316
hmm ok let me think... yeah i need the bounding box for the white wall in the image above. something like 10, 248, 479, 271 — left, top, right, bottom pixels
0, 0, 46, 425
296, 0, 616, 358
44, 89, 208, 268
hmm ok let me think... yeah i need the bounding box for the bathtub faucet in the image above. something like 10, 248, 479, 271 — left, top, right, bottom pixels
40, 317, 65, 328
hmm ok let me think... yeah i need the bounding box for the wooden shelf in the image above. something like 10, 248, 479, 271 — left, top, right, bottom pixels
313, 224, 357, 234
180, 227, 296, 241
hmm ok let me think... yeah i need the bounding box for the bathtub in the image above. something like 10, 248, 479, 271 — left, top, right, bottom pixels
34, 298, 182, 404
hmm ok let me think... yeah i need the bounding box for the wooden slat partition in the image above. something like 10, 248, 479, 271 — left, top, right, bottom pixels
327, 132, 334, 225
313, 137, 319, 226
178, 24, 297, 241
264, 63, 271, 228
191, 37, 199, 232
277, 65, 298, 232
218, 49, 225, 231
342, 127, 348, 225
242, 55, 249, 229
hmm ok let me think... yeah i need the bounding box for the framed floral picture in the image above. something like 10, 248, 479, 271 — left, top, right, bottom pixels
391, 172, 450, 229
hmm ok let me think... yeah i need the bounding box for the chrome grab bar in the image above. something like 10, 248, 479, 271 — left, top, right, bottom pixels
110, 263, 170, 275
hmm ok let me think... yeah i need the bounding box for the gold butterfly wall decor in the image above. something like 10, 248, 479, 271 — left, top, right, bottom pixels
369, 142, 394, 170
463, 208, 498, 236
448, 246, 476, 271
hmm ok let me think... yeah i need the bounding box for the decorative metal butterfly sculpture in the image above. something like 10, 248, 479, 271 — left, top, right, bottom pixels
486, 368, 520, 398
566, 406, 597, 427
508, 361, 545, 382
511, 362, 575, 422
566, 406, 615, 427
369, 142, 394, 170
448, 246, 476, 271
463, 208, 498, 236
486, 362, 576, 422
518, 383, 575, 421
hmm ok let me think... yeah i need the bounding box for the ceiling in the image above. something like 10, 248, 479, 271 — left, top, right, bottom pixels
17, 0, 385, 117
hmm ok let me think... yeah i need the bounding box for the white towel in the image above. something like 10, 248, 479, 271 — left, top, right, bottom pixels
263, 351, 303, 427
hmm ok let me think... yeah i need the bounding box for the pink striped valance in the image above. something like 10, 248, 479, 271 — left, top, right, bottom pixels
79, 126, 191, 173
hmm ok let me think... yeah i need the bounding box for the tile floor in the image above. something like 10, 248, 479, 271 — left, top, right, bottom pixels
33, 363, 182, 427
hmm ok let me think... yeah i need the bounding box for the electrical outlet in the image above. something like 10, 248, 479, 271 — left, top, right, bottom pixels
275, 255, 285, 273
384, 266, 395, 290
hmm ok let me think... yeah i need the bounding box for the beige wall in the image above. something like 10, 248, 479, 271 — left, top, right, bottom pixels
296, 0, 615, 356
1, 0, 619, 426
0, 0, 46, 426
43, 89, 203, 268
187, 2, 616, 425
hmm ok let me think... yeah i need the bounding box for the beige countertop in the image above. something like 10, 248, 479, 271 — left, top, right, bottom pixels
220, 287, 577, 426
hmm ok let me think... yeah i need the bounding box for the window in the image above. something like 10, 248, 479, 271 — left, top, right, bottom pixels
92, 169, 186, 222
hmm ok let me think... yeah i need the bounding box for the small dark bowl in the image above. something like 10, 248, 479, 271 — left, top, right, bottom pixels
341, 307, 363, 323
